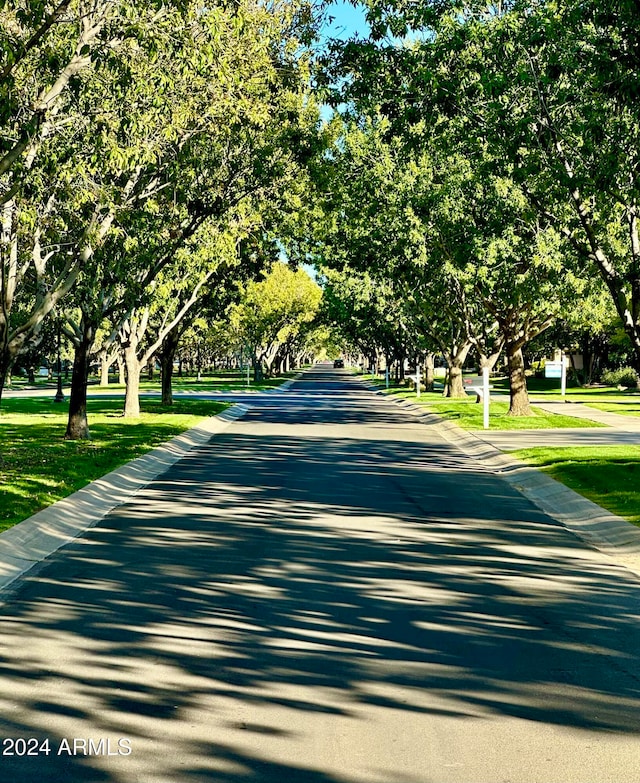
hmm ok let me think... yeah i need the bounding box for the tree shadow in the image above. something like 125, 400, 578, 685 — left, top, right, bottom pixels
0, 370, 639, 780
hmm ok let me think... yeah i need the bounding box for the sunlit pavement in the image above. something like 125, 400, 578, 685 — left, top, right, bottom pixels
1, 366, 640, 782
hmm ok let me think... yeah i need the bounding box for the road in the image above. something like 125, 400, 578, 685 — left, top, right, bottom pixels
1, 366, 639, 783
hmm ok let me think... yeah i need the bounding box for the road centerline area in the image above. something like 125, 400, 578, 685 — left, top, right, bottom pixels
1, 366, 639, 783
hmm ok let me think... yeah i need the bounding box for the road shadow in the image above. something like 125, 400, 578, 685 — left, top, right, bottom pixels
0, 376, 639, 780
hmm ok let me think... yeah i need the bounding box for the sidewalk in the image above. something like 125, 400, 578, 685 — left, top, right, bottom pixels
529, 397, 640, 429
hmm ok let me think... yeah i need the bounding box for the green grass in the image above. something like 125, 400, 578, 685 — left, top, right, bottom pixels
425, 399, 602, 430
91, 370, 298, 394
485, 375, 640, 419
368, 380, 602, 430
512, 446, 640, 527
5, 376, 56, 389
582, 401, 640, 418
0, 396, 228, 532
489, 375, 605, 396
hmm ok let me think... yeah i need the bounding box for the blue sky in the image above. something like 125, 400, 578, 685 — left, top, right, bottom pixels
321, 1, 370, 41
315, 2, 370, 122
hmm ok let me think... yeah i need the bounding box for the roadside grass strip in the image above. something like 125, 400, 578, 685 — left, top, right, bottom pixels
372, 384, 602, 430
424, 400, 603, 430
0, 396, 228, 531
371, 373, 640, 419
8, 370, 300, 398
513, 446, 640, 527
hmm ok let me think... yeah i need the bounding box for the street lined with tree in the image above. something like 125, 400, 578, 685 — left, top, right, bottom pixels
3, 4, 640, 779
4, 0, 640, 427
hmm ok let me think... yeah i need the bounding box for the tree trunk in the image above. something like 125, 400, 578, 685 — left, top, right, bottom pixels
160, 329, 180, 406
65, 319, 95, 440
445, 364, 467, 398
118, 356, 125, 385
160, 353, 174, 406
568, 352, 583, 388
441, 340, 473, 398
506, 344, 532, 416
100, 352, 112, 386
424, 353, 434, 391
581, 335, 591, 386
0, 352, 10, 406
123, 343, 142, 418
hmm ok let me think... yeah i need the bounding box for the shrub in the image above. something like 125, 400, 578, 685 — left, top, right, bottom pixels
601, 366, 639, 388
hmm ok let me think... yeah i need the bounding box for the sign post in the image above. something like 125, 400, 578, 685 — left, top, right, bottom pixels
416, 364, 421, 398
385, 367, 389, 389
545, 358, 567, 396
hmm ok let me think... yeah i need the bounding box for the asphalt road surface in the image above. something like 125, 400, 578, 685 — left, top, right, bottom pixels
1, 366, 640, 783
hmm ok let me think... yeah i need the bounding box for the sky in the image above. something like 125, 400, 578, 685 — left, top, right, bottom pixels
320, 1, 370, 42
314, 2, 371, 123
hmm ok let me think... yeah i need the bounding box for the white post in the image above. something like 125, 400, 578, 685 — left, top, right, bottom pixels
416, 364, 421, 398
483, 366, 490, 430
385, 367, 389, 389
247, 363, 250, 387
561, 356, 567, 397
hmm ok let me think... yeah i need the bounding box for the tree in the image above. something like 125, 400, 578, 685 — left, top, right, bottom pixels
320, 267, 413, 374
328, 0, 640, 377
316, 4, 611, 409
116, 210, 264, 418
424, 151, 585, 412
52, 0, 322, 433
231, 261, 322, 380
299, 116, 445, 381
156, 228, 266, 406
1, 0, 323, 434
0, 0, 195, 402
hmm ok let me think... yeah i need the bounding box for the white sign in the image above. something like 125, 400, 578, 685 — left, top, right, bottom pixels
545, 362, 563, 379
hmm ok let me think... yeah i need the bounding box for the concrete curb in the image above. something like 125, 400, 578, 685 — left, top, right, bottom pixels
361, 379, 640, 560
0, 403, 250, 593
270, 371, 304, 393
438, 417, 640, 555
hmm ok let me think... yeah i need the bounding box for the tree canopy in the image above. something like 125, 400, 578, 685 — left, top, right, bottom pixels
2, 0, 637, 429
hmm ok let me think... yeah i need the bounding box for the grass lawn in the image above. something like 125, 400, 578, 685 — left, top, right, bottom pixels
581, 400, 640, 418
5, 376, 55, 390
424, 400, 602, 430
367, 381, 602, 430
490, 376, 640, 416
512, 446, 640, 527
87, 369, 299, 394
8, 370, 301, 397
0, 396, 228, 532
